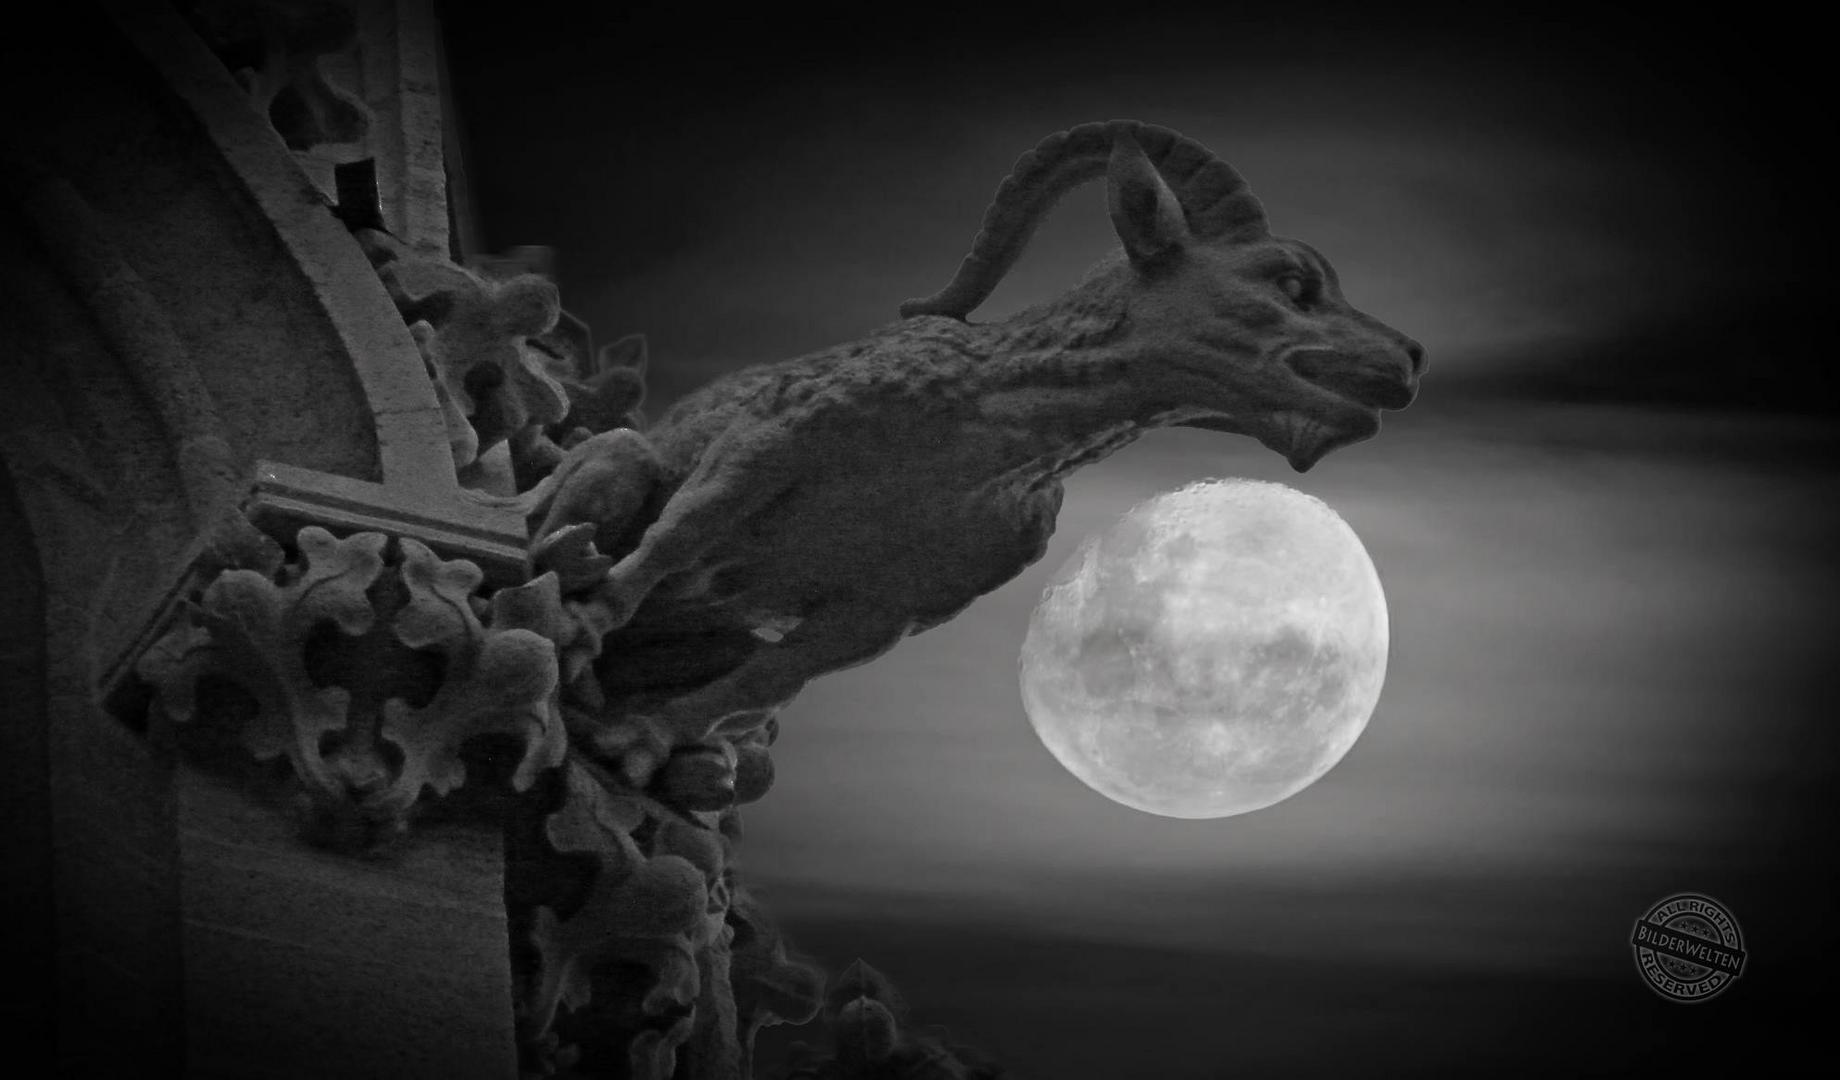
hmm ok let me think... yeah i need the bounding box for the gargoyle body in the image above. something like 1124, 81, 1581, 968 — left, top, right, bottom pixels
540, 120, 1425, 777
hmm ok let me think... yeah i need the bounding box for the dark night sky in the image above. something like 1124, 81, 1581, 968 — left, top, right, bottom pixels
444, 6, 1835, 1076
445, 4, 1831, 413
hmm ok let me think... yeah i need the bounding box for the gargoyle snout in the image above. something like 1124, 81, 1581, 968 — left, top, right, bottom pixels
1396, 338, 1428, 408
1286, 347, 1419, 411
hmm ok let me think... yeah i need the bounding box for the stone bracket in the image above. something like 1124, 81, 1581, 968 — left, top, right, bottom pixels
248, 459, 529, 585
132, 522, 568, 845
100, 457, 531, 729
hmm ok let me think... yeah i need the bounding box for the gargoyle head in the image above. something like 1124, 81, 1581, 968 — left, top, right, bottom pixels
903, 121, 1425, 472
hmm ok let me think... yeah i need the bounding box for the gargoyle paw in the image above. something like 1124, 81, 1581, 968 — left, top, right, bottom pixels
530, 522, 615, 592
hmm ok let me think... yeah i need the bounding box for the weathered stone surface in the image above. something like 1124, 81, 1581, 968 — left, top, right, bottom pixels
519, 760, 730, 1078
3, 2, 534, 1074
137, 526, 566, 841
727, 889, 824, 1078
557, 333, 651, 440
654, 742, 740, 812
355, 0, 452, 256
176, 762, 519, 1079
184, 0, 371, 153
39, 2, 399, 485
360, 229, 570, 473
512, 332, 652, 492
1, 64, 209, 1062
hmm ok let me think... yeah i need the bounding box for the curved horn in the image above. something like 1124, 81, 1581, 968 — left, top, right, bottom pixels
899, 120, 1267, 320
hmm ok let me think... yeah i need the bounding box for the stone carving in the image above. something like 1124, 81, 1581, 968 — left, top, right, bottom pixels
346, 227, 653, 497
524, 120, 1426, 791
358, 229, 572, 478
519, 761, 710, 1076
562, 333, 652, 438
184, 0, 370, 152
136, 525, 566, 841
511, 761, 830, 1079
488, 120, 1426, 1079
506, 728, 820, 1078
512, 333, 653, 493
727, 887, 826, 1077
780, 960, 1004, 1080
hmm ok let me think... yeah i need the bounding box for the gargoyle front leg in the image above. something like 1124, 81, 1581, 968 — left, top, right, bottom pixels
608, 599, 913, 785
530, 428, 659, 545
594, 431, 792, 627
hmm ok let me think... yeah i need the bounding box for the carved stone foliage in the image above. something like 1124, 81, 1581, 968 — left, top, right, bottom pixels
513, 332, 652, 492
781, 961, 1007, 1080
564, 332, 650, 437
137, 525, 568, 841
728, 889, 826, 1077
356, 229, 571, 475
341, 224, 659, 502
509, 758, 824, 1080
127, 513, 817, 1072
184, 0, 370, 152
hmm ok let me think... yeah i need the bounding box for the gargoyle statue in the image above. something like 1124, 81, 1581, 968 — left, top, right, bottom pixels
536, 119, 1425, 782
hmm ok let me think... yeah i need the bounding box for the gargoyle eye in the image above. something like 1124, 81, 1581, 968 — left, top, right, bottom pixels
1279, 274, 1320, 308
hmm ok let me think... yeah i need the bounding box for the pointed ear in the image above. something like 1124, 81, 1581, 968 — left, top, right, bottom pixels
1107, 133, 1189, 268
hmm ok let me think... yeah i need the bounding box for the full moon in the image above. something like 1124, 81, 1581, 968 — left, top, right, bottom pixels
1019, 479, 1388, 818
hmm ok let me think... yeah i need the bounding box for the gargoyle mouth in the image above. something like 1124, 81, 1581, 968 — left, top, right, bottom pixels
1173, 398, 1379, 472
1256, 347, 1417, 471
1173, 346, 1413, 471
1284, 347, 1419, 412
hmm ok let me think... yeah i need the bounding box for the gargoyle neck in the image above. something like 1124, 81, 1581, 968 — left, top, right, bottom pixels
964, 297, 1167, 488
